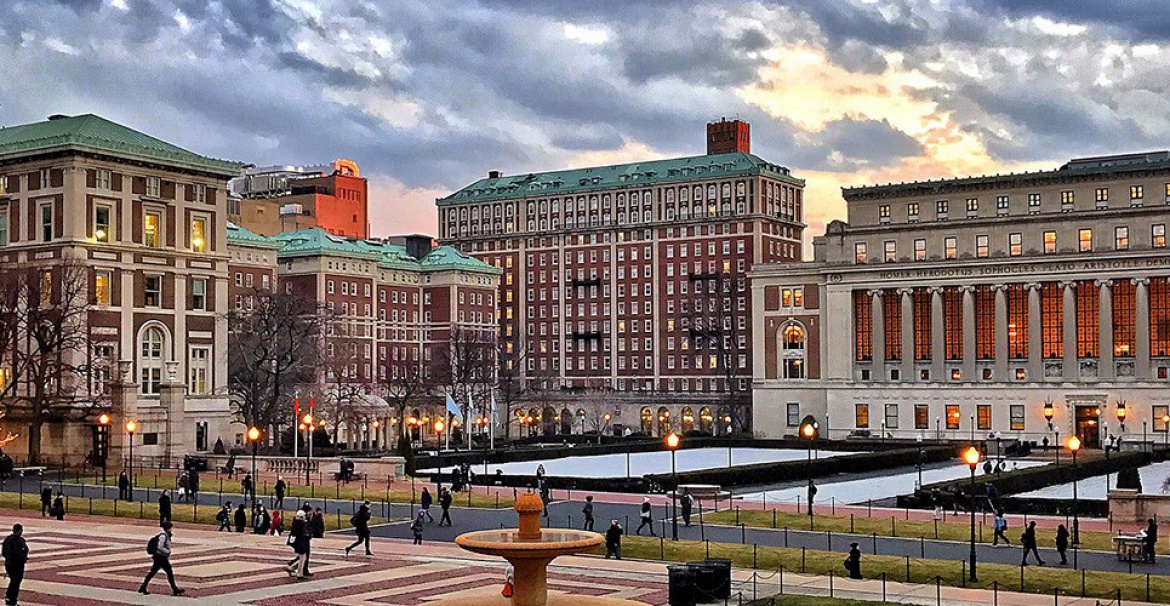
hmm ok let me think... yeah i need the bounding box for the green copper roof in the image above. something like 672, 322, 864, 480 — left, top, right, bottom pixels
226, 222, 283, 249
0, 114, 242, 176
419, 245, 502, 273
269, 228, 382, 261
438, 151, 802, 205
243, 227, 499, 274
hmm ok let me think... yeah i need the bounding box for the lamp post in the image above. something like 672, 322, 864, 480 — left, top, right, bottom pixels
994, 431, 1003, 474
1163, 414, 1170, 450
302, 413, 313, 485
1067, 435, 1082, 546
98, 413, 110, 483
915, 434, 924, 490
800, 420, 818, 528
125, 420, 138, 502
666, 432, 681, 541
1116, 402, 1128, 434
962, 445, 981, 582
247, 426, 260, 508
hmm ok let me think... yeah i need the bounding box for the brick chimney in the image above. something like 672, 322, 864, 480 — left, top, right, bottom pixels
706, 118, 751, 155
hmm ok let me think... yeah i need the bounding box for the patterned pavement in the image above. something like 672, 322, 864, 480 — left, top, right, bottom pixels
1, 511, 669, 605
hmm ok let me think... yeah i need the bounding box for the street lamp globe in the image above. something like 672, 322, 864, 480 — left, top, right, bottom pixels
665, 432, 680, 450
247, 426, 260, 442
434, 419, 446, 434
962, 445, 980, 469
125, 420, 138, 434
1066, 435, 1081, 453
302, 413, 313, 426
98, 413, 110, 426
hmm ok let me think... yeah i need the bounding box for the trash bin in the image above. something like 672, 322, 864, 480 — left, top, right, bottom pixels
668, 565, 697, 606
687, 562, 716, 603
704, 558, 732, 600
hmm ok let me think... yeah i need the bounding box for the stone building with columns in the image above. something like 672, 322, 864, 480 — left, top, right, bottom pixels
752, 151, 1170, 448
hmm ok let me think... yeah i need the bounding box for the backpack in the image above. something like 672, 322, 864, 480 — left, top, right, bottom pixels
350, 513, 360, 527
216, 509, 227, 522
146, 534, 160, 555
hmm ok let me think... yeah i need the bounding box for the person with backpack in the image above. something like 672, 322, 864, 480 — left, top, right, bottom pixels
216, 503, 232, 531
345, 501, 373, 556
635, 497, 655, 536
680, 489, 694, 528
286, 505, 314, 576
410, 510, 425, 545
274, 476, 286, 509
158, 490, 172, 524
1020, 520, 1045, 566
52, 492, 65, 521
582, 495, 595, 531
139, 521, 184, 596
285, 511, 310, 579
39, 486, 52, 517
604, 520, 623, 560
420, 487, 434, 523
992, 511, 1010, 546
1056, 524, 1070, 565
845, 542, 862, 579
3, 523, 29, 606
439, 488, 454, 527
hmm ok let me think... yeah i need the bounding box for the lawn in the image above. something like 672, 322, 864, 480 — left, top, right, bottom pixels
748, 597, 895, 606
704, 508, 1120, 553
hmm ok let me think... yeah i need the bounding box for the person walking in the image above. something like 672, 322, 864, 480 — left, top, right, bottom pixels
635, 497, 655, 536
188, 470, 199, 502
241, 473, 254, 503
234, 503, 247, 533
216, 503, 232, 531
420, 487, 434, 523
177, 472, 189, 504
270, 509, 284, 536
285, 511, 310, 579
680, 489, 694, 528
539, 481, 551, 518
439, 488, 453, 527
39, 486, 52, 517
604, 520, 623, 560
582, 496, 595, 531
2, 523, 28, 606
286, 505, 314, 575
253, 505, 270, 535
845, 542, 863, 579
410, 510, 425, 545
118, 471, 130, 501
274, 476, 286, 509
138, 521, 185, 596
52, 492, 65, 521
1145, 518, 1159, 564
158, 490, 172, 524
345, 501, 373, 556
992, 511, 1010, 546
310, 508, 325, 539
1056, 524, 1070, 565
1020, 521, 1045, 566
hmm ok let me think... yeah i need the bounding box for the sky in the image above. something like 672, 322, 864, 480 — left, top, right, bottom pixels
3, 0, 1170, 243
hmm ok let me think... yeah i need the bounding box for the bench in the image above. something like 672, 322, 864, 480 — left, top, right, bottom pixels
11, 466, 46, 477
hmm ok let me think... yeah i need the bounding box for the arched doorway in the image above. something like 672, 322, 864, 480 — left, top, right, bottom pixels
657, 406, 672, 437
542, 406, 557, 436
699, 407, 714, 435
560, 407, 573, 435
640, 407, 653, 434
681, 407, 695, 434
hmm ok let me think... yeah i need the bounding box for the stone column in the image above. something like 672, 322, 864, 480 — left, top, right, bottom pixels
994, 284, 1009, 380
1026, 283, 1043, 380
930, 287, 945, 382
1062, 281, 1078, 380
870, 289, 885, 377
110, 360, 136, 469
961, 286, 976, 382
1135, 278, 1151, 380
159, 361, 184, 469
1099, 279, 1114, 380
901, 288, 915, 381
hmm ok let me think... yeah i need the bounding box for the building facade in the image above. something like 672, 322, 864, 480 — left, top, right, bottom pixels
228, 159, 369, 239
0, 114, 240, 465
438, 120, 805, 436
753, 152, 1170, 448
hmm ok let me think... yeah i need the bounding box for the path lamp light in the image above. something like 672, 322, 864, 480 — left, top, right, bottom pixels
125, 420, 138, 502
97, 413, 110, 483
302, 413, 314, 485
1067, 435, 1082, 546
666, 432, 681, 541
247, 426, 260, 508
962, 445, 981, 583
800, 419, 818, 528
1116, 401, 1128, 433
915, 434, 924, 490
1163, 414, 1170, 450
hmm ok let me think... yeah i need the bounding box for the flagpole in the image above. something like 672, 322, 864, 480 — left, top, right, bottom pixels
293, 397, 299, 460
489, 392, 496, 451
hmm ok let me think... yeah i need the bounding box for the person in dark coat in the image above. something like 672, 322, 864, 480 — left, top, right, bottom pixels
1145, 519, 1159, 564
1056, 524, 1070, 565
420, 487, 434, 522
253, 505, 270, 535
846, 542, 863, 579
605, 520, 623, 560
285, 511, 310, 578
3, 523, 29, 606
345, 501, 373, 556
635, 497, 655, 536
158, 490, 172, 524
1021, 521, 1045, 566
582, 495, 595, 531
287, 504, 315, 575
176, 473, 189, 503
52, 492, 65, 521
310, 508, 326, 539
118, 471, 130, 500
40, 486, 52, 517
410, 510, 425, 545
680, 489, 694, 527
241, 474, 254, 503
439, 488, 454, 527
274, 476, 286, 509
138, 522, 184, 596
217, 503, 232, 531
234, 504, 247, 533
187, 470, 200, 502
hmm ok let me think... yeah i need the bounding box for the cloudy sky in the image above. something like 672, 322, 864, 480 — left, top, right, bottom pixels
3, 1, 1169, 242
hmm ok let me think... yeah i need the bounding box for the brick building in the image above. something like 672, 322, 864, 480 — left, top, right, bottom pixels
228, 159, 369, 239
437, 120, 805, 437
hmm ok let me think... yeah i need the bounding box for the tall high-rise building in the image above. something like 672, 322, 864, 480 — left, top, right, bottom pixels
437, 120, 804, 436
229, 159, 369, 239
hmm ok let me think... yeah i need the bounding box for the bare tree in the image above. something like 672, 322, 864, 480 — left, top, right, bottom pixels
318, 330, 372, 449
575, 390, 617, 444
434, 325, 496, 443
0, 259, 99, 464
226, 288, 329, 439
379, 350, 431, 447
688, 271, 750, 434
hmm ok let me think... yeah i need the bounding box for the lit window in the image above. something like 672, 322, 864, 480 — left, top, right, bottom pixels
1009, 233, 1022, 256
977, 404, 991, 430
976, 235, 989, 258
946, 404, 960, 429
1028, 193, 1041, 213
1153, 224, 1166, 249
879, 205, 890, 221
996, 195, 1009, 211
1044, 231, 1057, 254
914, 239, 925, 261
1010, 405, 1025, 430
1131, 185, 1145, 200
1115, 226, 1129, 251
855, 403, 869, 428
95, 206, 112, 242
793, 288, 803, 307
144, 211, 161, 248
1060, 191, 1074, 208
1096, 188, 1109, 204
191, 217, 207, 253
966, 198, 978, 215
1079, 228, 1093, 252
95, 271, 112, 305
884, 240, 896, 262
907, 202, 919, 221
945, 237, 957, 259
936, 200, 948, 216
854, 242, 867, 264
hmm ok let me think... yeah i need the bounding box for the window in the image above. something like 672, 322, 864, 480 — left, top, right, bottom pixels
996, 195, 1009, 215
146, 176, 161, 198
975, 286, 995, 359
854, 291, 872, 361
977, 404, 991, 430
1131, 185, 1144, 201
194, 184, 206, 204
946, 405, 960, 429
192, 278, 207, 310
945, 237, 957, 260
144, 275, 162, 307
189, 347, 210, 395
914, 405, 929, 430
786, 403, 800, 427
95, 169, 111, 190
1096, 188, 1109, 207
855, 403, 869, 428
1156, 405, 1170, 432
95, 206, 112, 242
327, 280, 334, 294
966, 198, 978, 216
1007, 405, 1026, 430
1078, 228, 1093, 252
884, 240, 896, 263
95, 271, 112, 305
884, 289, 901, 361
139, 326, 164, 395
914, 239, 926, 261
1060, 190, 1074, 210
975, 235, 989, 258
914, 289, 931, 360
1115, 226, 1129, 251
907, 202, 919, 221
1028, 193, 1041, 214
936, 200, 948, 216
1008, 233, 1022, 256
879, 204, 890, 222
1043, 231, 1057, 254
40, 203, 53, 242
1156, 225, 1168, 249
0, 214, 7, 246
1076, 280, 1099, 357
1042, 283, 1063, 359
944, 288, 962, 359
195, 421, 209, 452
191, 217, 207, 252
1007, 284, 1028, 359
144, 211, 161, 248
1114, 280, 1135, 358
884, 404, 899, 429
854, 242, 867, 264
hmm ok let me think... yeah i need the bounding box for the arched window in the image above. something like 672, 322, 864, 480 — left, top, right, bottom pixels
560, 407, 573, 435
680, 407, 695, 433
699, 407, 714, 435
783, 324, 806, 350
782, 322, 807, 379
139, 326, 166, 395
640, 407, 653, 434
657, 406, 672, 437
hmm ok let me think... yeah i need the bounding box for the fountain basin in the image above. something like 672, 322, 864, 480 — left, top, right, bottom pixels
456, 529, 604, 558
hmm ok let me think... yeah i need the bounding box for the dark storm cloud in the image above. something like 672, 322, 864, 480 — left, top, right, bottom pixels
785, 119, 924, 171
974, 0, 1170, 42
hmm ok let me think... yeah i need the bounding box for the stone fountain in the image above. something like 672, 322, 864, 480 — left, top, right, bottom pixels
430, 492, 644, 606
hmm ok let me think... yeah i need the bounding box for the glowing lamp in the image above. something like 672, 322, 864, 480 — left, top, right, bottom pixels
1116, 404, 1127, 421
98, 413, 110, 426
603, 413, 612, 422
665, 432, 680, 450
1043, 402, 1054, 422
800, 423, 817, 440
1066, 435, 1082, 453
95, 228, 107, 241
247, 426, 260, 442
372, 419, 380, 429
962, 446, 980, 469
434, 419, 445, 433
125, 420, 138, 434
302, 413, 313, 425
